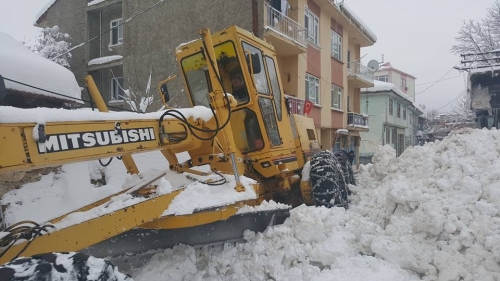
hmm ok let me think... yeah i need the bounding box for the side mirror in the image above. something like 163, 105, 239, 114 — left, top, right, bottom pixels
0, 75, 7, 102
160, 83, 170, 103
245, 53, 261, 74
157, 75, 177, 107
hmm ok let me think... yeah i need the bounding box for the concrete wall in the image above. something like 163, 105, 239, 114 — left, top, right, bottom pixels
122, 0, 258, 109
88, 3, 124, 61
37, 0, 88, 89
360, 94, 386, 158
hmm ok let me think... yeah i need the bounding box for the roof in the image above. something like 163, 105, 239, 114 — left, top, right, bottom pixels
35, 0, 58, 25
361, 81, 425, 115
376, 62, 417, 79
0, 32, 82, 103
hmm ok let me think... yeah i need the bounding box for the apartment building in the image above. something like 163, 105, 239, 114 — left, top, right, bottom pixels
35, 0, 376, 166
374, 62, 416, 101
360, 81, 424, 163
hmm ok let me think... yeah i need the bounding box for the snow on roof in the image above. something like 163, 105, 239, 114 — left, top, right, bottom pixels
35, 0, 58, 25
337, 2, 377, 42
362, 81, 412, 100
88, 0, 106, 6
469, 64, 500, 74
88, 55, 123, 66
375, 62, 417, 79
0, 32, 82, 103
362, 81, 425, 115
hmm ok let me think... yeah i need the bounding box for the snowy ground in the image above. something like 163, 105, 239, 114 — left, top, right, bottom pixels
2, 128, 500, 280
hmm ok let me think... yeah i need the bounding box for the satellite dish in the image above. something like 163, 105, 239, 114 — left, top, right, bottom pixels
367, 59, 380, 71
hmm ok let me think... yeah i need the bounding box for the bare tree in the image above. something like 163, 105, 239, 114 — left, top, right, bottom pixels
110, 68, 162, 113
451, 1, 500, 67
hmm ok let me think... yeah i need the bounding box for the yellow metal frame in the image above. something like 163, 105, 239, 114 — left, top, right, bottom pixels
0, 25, 321, 264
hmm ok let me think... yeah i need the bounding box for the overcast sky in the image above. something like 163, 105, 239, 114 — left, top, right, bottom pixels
0, 0, 495, 112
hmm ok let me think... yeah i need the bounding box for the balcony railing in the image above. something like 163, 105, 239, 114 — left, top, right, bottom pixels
265, 4, 307, 48
347, 62, 375, 82
286, 95, 306, 115
347, 112, 368, 127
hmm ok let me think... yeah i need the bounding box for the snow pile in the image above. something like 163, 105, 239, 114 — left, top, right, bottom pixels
133, 128, 500, 280
0, 32, 81, 102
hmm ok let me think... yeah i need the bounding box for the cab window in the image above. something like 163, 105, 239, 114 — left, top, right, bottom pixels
241, 42, 269, 95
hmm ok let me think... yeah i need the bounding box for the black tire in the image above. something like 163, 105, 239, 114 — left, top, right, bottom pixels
309, 151, 349, 208
0, 252, 132, 281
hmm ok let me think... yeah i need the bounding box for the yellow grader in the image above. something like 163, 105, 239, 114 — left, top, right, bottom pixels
0, 26, 354, 278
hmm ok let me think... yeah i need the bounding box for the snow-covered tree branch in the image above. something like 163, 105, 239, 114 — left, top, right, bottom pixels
30, 26, 72, 69
451, 1, 500, 67
111, 68, 156, 113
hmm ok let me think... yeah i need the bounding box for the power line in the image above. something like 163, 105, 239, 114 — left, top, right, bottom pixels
413, 75, 461, 87
435, 90, 466, 112
3, 77, 138, 112
415, 66, 458, 96
53, 0, 167, 60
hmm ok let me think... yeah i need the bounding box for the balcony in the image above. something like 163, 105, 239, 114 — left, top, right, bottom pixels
264, 4, 307, 56
347, 112, 369, 132
347, 62, 375, 88
286, 95, 321, 127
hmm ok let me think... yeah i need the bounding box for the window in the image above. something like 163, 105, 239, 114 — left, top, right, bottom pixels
403, 107, 407, 120
110, 18, 123, 46
331, 30, 342, 60
397, 103, 401, 118
242, 42, 269, 95
347, 50, 351, 69
392, 128, 397, 146
389, 98, 393, 115
265, 56, 282, 121
304, 7, 319, 45
375, 75, 388, 82
111, 77, 124, 100
331, 84, 342, 110
385, 128, 390, 145
401, 78, 407, 89
305, 73, 320, 104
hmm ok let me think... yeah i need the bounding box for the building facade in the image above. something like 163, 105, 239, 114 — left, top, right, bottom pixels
374, 62, 417, 101
359, 81, 423, 163
468, 67, 500, 129
36, 0, 376, 167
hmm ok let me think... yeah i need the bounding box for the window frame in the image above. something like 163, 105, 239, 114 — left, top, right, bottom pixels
403, 107, 407, 120
375, 75, 388, 82
305, 73, 320, 105
389, 98, 393, 115
110, 77, 124, 100
331, 84, 342, 110
331, 30, 342, 60
397, 102, 401, 118
304, 7, 319, 45
110, 18, 123, 46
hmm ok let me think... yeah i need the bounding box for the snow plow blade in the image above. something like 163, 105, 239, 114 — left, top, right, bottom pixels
82, 208, 290, 258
